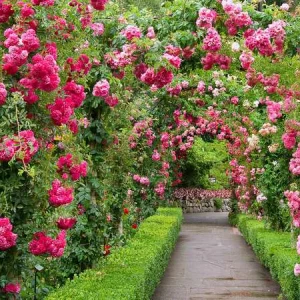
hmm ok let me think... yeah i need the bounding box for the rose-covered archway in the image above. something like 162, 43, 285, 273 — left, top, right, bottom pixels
0, 0, 299, 297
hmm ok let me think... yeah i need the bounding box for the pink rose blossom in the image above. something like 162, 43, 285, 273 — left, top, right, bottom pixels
121, 25, 142, 41
0, 218, 18, 251
21, 29, 40, 53
90, 0, 108, 10
297, 235, 300, 255
48, 179, 74, 207
146, 26, 156, 39
104, 94, 119, 107
70, 161, 88, 181
266, 99, 282, 123
2, 283, 21, 294
20, 4, 35, 18
282, 132, 297, 149
48, 231, 67, 257
289, 145, 300, 176
0, 130, 39, 164
231, 96, 239, 105
0, 83, 7, 105
29, 231, 67, 257
90, 23, 105, 36
196, 8, 217, 29
154, 182, 165, 198
32, 0, 55, 6
202, 28, 222, 52
57, 217, 77, 230
295, 264, 300, 276
0, 2, 14, 23
19, 54, 60, 92
93, 80, 110, 97
152, 150, 161, 161
239, 51, 254, 69
140, 177, 150, 186
197, 81, 206, 94
163, 53, 182, 69
3, 46, 28, 75
64, 81, 86, 108
167, 84, 182, 97
67, 54, 92, 75
133, 174, 141, 182
48, 98, 74, 126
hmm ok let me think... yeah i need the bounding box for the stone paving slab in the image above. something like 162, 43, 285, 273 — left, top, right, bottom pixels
152, 212, 280, 300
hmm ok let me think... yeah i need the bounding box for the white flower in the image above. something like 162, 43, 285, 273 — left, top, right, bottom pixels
231, 42, 240, 52
212, 89, 220, 97
247, 134, 260, 150
243, 100, 250, 107
212, 71, 220, 78
215, 80, 223, 87
253, 100, 260, 107
257, 193, 267, 203
244, 85, 252, 92
268, 144, 279, 153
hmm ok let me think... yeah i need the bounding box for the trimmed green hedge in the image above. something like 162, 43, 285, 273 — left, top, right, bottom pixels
235, 214, 300, 300
46, 207, 183, 300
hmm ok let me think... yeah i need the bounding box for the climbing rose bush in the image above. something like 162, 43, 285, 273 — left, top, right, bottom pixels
0, 218, 17, 251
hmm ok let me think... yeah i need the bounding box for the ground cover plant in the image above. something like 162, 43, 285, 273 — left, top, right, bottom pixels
0, 0, 299, 298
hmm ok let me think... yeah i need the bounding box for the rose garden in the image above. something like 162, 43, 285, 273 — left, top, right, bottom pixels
0, 0, 299, 299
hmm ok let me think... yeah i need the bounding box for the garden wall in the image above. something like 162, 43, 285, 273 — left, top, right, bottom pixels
173, 188, 231, 213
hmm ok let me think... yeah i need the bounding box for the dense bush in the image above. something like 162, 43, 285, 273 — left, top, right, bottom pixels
236, 214, 300, 300
182, 137, 229, 189
46, 208, 182, 300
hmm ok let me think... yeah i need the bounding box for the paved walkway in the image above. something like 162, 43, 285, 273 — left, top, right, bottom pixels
153, 213, 281, 300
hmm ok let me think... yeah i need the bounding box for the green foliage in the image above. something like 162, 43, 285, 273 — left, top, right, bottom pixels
182, 137, 229, 189
214, 198, 223, 210
46, 208, 183, 300
120, 0, 163, 14
236, 214, 300, 300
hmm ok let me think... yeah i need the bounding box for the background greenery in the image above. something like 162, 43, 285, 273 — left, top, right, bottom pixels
181, 137, 230, 189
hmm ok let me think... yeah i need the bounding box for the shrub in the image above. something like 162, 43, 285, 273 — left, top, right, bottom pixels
181, 137, 229, 189
46, 208, 183, 300
235, 214, 300, 300
214, 198, 223, 210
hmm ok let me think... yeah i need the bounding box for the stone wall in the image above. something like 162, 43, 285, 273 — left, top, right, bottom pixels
179, 198, 231, 213
173, 188, 231, 213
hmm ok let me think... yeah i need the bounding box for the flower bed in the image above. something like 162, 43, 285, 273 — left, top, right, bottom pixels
233, 214, 300, 300
46, 207, 183, 300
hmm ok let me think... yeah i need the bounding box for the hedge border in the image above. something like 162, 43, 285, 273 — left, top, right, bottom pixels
234, 214, 300, 300
46, 207, 183, 300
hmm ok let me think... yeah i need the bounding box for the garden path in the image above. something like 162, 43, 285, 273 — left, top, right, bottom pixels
153, 212, 281, 300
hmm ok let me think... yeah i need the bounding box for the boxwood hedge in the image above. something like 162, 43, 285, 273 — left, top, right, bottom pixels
46, 207, 183, 300
235, 214, 300, 300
